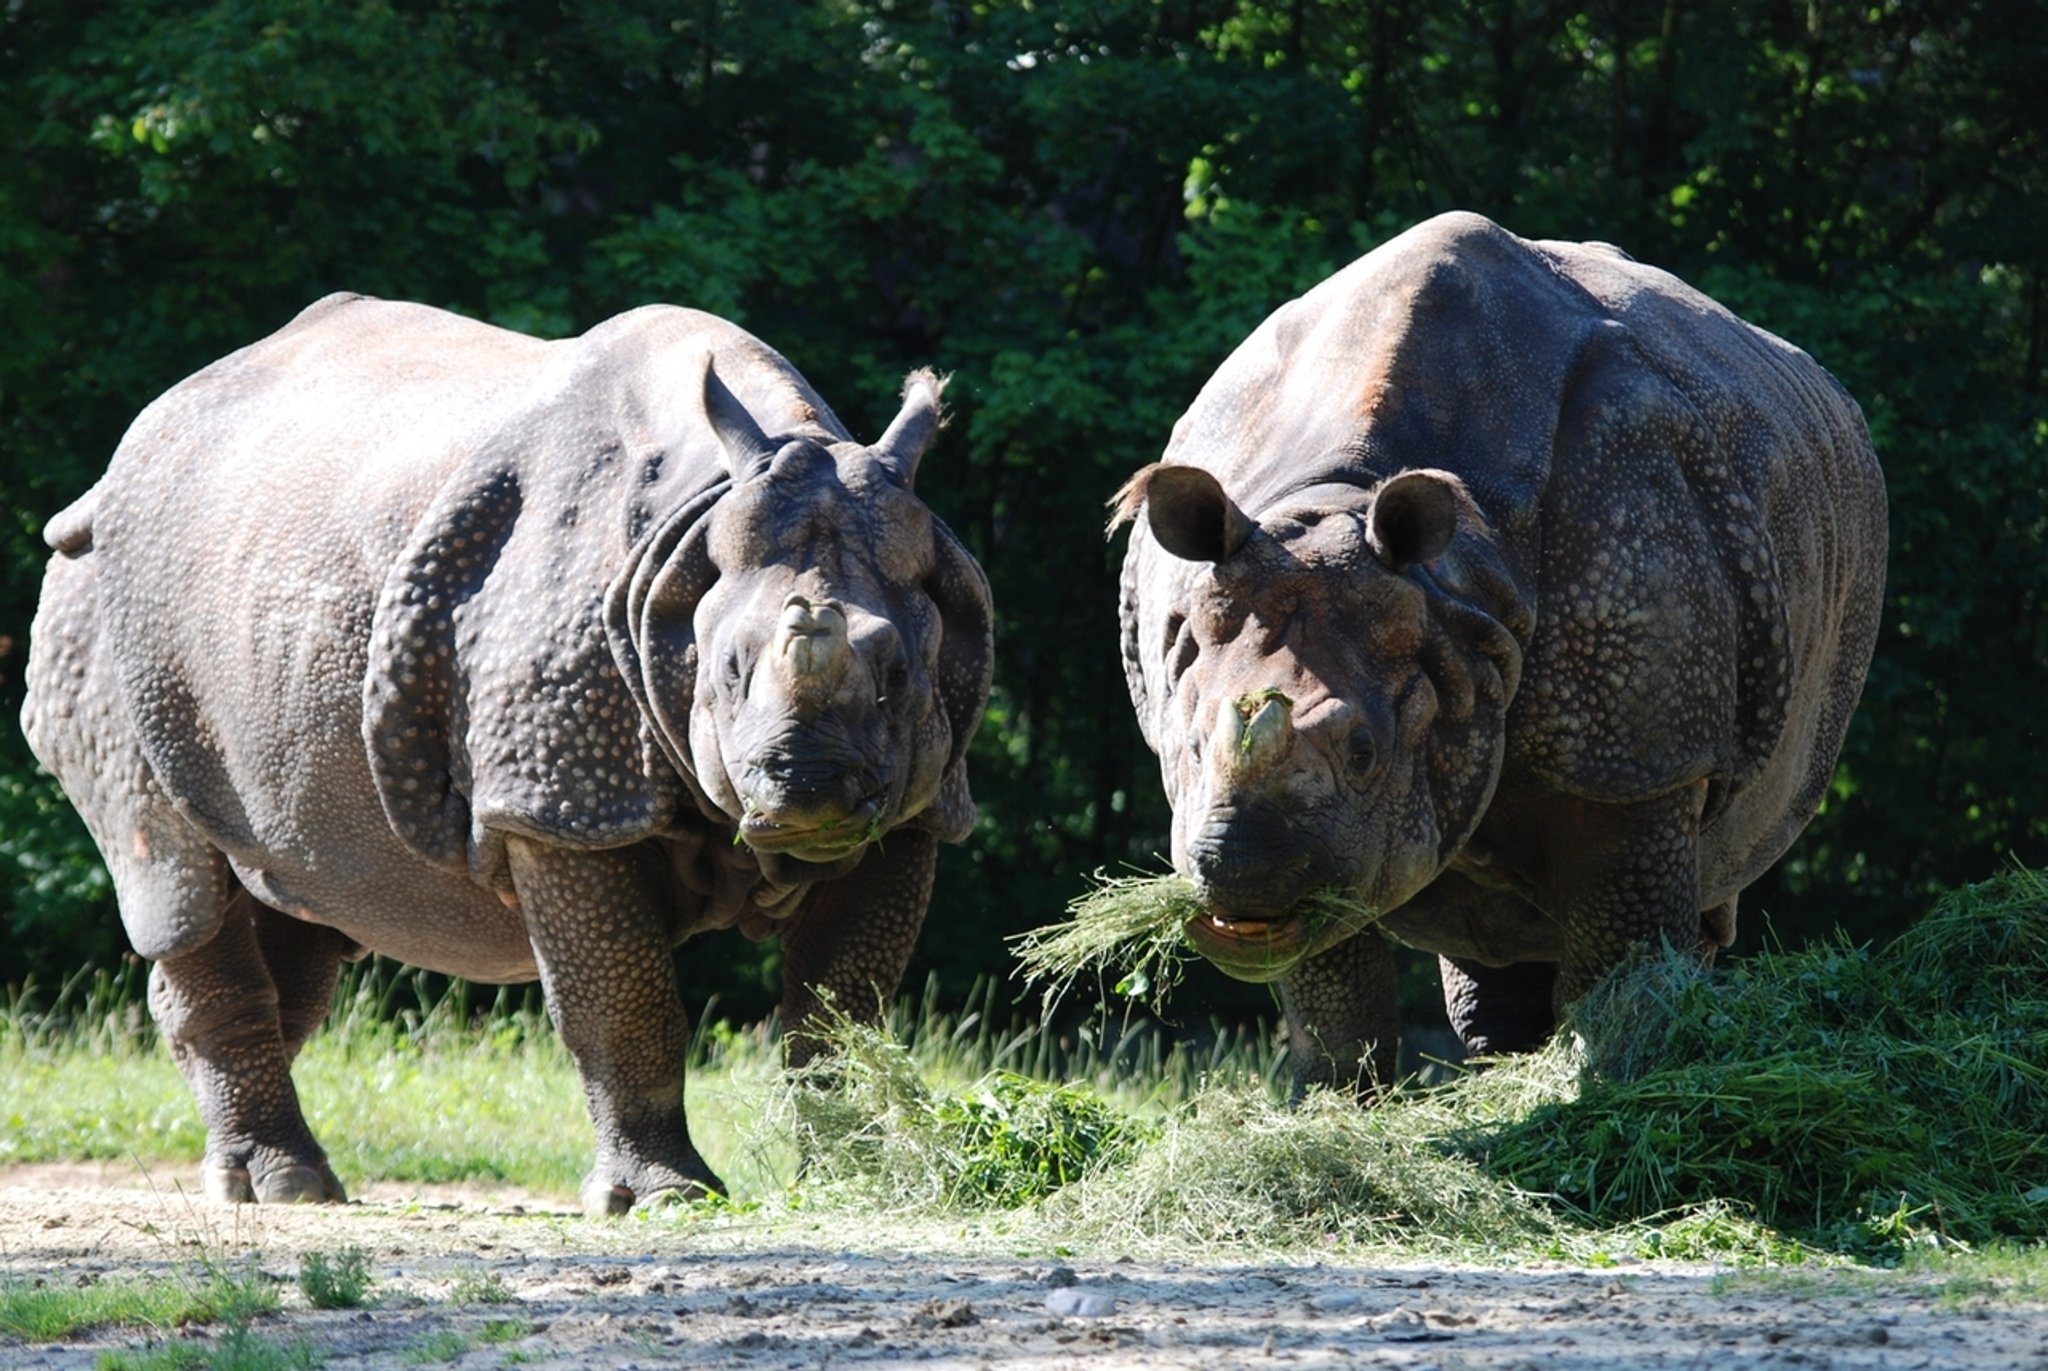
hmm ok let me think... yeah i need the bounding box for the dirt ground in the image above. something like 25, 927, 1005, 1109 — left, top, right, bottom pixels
3, 1162, 2045, 1369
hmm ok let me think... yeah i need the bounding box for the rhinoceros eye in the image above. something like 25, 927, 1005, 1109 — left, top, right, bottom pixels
1346, 726, 1378, 778
879, 657, 909, 705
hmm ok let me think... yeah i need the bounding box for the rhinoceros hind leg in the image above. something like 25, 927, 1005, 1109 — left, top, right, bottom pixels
149, 886, 345, 1204
1439, 956, 1557, 1057
255, 901, 353, 1066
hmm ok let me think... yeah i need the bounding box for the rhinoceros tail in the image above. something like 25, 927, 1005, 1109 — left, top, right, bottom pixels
43, 491, 99, 556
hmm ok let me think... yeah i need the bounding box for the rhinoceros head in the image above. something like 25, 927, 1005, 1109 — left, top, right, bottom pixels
1114, 463, 1528, 982
612, 361, 991, 887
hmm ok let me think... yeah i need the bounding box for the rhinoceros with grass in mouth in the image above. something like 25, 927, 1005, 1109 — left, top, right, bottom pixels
23, 294, 992, 1212
1112, 212, 1886, 1095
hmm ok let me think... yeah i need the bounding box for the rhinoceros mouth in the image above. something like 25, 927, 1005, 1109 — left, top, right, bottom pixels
1183, 910, 1313, 983
738, 793, 886, 859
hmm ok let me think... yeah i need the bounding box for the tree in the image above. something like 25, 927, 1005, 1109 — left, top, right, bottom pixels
3, 0, 2041, 1007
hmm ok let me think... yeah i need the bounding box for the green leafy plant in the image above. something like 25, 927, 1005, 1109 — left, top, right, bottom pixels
297, 1247, 374, 1310
443, 1270, 513, 1307
402, 1328, 471, 1366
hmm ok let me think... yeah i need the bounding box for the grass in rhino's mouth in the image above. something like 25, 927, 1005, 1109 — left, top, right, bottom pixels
733, 799, 889, 853
1010, 871, 1382, 1007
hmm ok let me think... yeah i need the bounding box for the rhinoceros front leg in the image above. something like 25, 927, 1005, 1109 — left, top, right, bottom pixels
1277, 930, 1399, 1103
504, 835, 721, 1215
149, 889, 348, 1204
1550, 783, 1712, 1013
1438, 956, 1557, 1056
777, 828, 937, 1070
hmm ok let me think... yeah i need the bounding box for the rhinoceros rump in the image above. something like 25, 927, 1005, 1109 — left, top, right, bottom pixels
23, 294, 992, 1213
1113, 212, 1885, 1096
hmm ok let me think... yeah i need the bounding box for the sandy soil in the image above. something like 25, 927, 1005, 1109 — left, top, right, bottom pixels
3, 1161, 2044, 1369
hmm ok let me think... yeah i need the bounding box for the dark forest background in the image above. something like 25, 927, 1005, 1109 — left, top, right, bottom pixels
3, 0, 2043, 1027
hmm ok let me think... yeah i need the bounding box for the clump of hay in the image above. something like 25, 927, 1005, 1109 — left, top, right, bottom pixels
769, 1009, 1154, 1213
1473, 866, 2048, 1251
1045, 1076, 1567, 1257
1009, 872, 1203, 1006
1011, 870, 1383, 1006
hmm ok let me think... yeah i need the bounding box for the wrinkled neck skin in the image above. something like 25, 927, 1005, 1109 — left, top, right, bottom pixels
1149, 493, 1530, 982
677, 439, 950, 900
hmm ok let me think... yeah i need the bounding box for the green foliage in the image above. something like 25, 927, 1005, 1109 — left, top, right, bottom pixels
296, 1247, 373, 1311
442, 1270, 514, 1308
8, 872, 2048, 1267
2, 0, 2042, 1008
475, 1317, 533, 1344
1012, 869, 1382, 1007
931, 1071, 1154, 1208
402, 1328, 472, 1366
1011, 871, 1205, 1007
763, 871, 2048, 1261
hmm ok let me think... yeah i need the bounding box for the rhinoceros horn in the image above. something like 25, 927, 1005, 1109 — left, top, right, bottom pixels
773, 595, 852, 711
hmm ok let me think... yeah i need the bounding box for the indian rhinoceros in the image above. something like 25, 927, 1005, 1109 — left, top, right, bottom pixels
1111, 212, 1886, 1094
22, 293, 992, 1213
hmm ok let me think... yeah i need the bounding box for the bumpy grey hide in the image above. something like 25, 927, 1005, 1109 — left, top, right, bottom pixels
23, 294, 992, 1213
1112, 212, 1886, 1096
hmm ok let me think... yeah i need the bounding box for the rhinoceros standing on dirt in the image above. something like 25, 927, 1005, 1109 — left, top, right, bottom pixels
1113, 212, 1886, 1094
23, 294, 992, 1213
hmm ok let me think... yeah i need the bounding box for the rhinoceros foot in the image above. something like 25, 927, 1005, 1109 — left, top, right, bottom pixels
580, 1168, 724, 1218
203, 1159, 347, 1205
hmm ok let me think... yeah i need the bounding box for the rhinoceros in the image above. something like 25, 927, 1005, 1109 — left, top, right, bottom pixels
1112, 212, 1886, 1094
22, 293, 992, 1212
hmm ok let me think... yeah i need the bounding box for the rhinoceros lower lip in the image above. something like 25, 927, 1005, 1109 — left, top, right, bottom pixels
737, 800, 883, 856
1183, 911, 1312, 982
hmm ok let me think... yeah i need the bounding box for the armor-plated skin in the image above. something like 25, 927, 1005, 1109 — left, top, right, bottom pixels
1113, 213, 1886, 1094
23, 294, 992, 1213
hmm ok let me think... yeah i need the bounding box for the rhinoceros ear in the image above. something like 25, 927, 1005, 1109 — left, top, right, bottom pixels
702, 355, 778, 481
871, 368, 947, 490
1368, 469, 1463, 570
1116, 464, 1251, 564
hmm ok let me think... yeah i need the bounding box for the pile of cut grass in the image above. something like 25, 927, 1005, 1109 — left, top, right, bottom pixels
790, 867, 2048, 1260
1472, 866, 2048, 1251
769, 1007, 1156, 1212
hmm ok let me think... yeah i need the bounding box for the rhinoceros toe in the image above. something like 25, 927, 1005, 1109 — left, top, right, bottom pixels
202, 1160, 346, 1205
580, 1170, 724, 1217
257, 1162, 348, 1204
